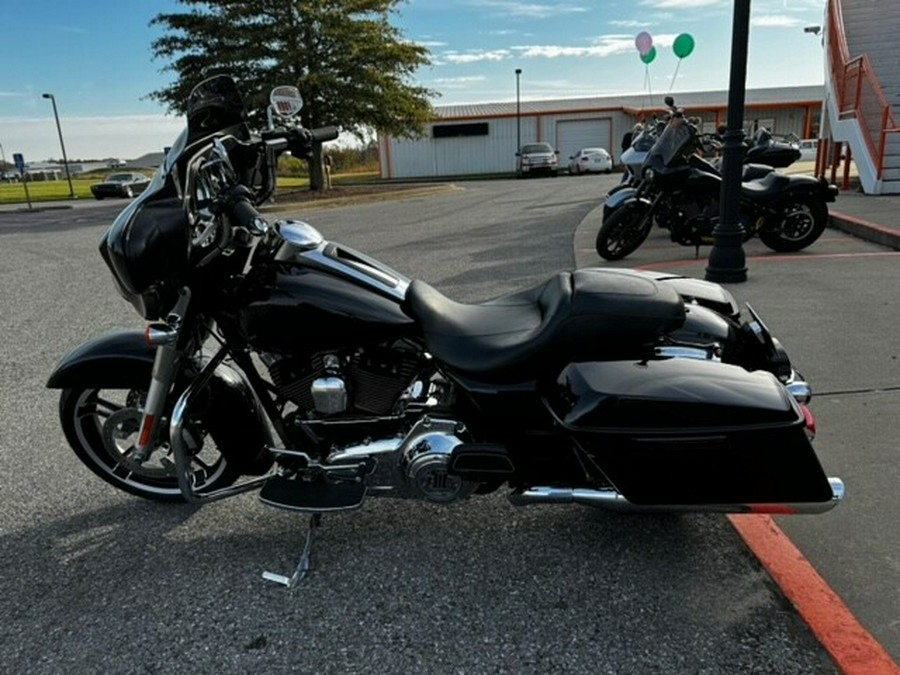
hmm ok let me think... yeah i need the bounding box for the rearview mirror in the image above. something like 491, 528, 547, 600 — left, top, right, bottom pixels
270, 86, 304, 119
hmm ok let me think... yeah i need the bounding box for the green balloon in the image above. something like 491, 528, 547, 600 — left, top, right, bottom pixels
673, 33, 695, 59
640, 45, 657, 64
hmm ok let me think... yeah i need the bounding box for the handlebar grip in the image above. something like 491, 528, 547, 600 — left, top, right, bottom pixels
230, 197, 264, 231
310, 126, 339, 143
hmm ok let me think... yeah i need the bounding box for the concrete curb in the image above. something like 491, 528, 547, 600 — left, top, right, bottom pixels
828, 211, 900, 251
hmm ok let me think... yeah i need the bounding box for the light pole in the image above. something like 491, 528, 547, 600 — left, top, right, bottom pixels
515, 68, 522, 156
705, 0, 751, 283
42, 93, 76, 199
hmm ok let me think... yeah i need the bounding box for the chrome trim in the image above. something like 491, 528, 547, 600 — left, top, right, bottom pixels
784, 370, 812, 404
277, 219, 324, 251
509, 481, 844, 514
294, 241, 410, 301
170, 347, 270, 503
655, 345, 720, 361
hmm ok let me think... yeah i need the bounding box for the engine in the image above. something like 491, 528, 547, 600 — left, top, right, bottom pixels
265, 342, 422, 417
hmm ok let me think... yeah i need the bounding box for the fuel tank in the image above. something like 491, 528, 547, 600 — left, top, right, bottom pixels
239, 266, 415, 354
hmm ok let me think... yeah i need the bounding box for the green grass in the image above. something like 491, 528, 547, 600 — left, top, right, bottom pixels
0, 170, 382, 205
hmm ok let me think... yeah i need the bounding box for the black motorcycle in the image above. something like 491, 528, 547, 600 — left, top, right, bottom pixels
47, 76, 842, 586
598, 99, 837, 261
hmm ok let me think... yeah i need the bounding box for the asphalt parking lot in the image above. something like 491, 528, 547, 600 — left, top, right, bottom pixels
1, 176, 895, 673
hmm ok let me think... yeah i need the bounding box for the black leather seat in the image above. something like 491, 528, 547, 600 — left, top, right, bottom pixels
405, 268, 685, 379
740, 171, 791, 201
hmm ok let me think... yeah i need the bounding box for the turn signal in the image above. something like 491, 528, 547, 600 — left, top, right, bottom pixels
800, 404, 816, 441
145, 323, 178, 346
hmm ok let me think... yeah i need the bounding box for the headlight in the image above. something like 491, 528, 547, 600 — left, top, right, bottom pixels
644, 167, 655, 183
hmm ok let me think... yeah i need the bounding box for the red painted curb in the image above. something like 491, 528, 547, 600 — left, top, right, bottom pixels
729, 514, 899, 675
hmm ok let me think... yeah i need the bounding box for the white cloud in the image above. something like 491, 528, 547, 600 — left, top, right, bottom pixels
641, 0, 723, 8
609, 20, 652, 28
469, 1, 589, 19
751, 14, 804, 28
443, 49, 512, 63
433, 76, 488, 84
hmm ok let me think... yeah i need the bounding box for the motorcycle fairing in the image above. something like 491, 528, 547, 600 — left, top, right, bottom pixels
548, 358, 834, 506
406, 268, 685, 379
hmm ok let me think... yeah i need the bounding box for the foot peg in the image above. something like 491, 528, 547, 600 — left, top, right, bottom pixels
259, 475, 366, 512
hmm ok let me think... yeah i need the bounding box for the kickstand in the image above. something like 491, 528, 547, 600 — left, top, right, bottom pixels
263, 513, 322, 588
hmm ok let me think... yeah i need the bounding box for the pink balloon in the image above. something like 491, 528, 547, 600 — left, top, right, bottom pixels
635, 31, 653, 56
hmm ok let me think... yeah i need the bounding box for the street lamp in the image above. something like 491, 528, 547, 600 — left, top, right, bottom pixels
515, 68, 522, 158
42, 93, 76, 199
705, 0, 751, 283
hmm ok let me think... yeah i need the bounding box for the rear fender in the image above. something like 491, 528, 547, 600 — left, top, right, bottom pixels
47, 330, 274, 475
779, 175, 838, 203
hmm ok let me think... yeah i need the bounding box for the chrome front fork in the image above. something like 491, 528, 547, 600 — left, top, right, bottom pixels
132, 289, 191, 463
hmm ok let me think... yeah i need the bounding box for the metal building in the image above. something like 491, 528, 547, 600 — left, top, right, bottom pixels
377, 85, 824, 179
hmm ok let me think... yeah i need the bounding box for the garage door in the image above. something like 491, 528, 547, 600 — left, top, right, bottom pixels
556, 119, 612, 168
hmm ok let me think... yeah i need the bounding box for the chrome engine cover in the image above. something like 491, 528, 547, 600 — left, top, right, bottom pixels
326, 417, 477, 503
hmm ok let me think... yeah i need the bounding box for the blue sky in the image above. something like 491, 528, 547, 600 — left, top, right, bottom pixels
1, 0, 827, 161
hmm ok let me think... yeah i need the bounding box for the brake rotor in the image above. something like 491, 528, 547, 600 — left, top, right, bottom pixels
101, 407, 171, 477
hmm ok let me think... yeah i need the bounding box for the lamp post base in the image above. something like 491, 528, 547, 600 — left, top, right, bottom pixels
705, 228, 748, 283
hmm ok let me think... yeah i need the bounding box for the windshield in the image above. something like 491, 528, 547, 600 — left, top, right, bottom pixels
646, 116, 694, 167
522, 143, 553, 154
106, 173, 133, 182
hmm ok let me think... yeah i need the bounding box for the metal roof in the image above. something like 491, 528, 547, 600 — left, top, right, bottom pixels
432, 85, 825, 119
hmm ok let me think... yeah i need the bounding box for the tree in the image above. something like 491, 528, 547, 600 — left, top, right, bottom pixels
149, 0, 435, 190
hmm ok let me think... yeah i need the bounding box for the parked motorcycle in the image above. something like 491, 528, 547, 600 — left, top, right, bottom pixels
598, 98, 837, 261
613, 107, 801, 199
47, 76, 842, 586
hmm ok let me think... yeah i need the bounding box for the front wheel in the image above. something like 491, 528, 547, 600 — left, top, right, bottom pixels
59, 387, 241, 502
595, 202, 654, 260
758, 197, 828, 252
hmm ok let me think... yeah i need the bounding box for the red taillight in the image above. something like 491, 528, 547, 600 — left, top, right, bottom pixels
800, 404, 816, 441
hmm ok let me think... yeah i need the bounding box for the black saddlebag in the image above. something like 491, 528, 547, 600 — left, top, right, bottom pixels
548, 358, 833, 506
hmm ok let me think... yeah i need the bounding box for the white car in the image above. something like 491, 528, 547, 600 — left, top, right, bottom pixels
568, 147, 613, 175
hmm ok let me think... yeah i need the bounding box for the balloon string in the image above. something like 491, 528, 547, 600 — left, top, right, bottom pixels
668, 59, 682, 94
645, 65, 653, 108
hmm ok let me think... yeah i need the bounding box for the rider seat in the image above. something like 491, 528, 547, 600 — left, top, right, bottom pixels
405, 268, 685, 379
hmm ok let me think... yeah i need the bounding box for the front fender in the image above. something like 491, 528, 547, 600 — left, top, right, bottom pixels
605, 186, 638, 212
47, 329, 275, 475
47, 330, 155, 389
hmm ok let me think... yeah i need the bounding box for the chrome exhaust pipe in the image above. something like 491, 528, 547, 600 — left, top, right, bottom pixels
508, 477, 844, 514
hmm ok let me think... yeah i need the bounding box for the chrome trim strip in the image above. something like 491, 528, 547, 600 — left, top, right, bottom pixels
295, 242, 410, 301
509, 480, 844, 514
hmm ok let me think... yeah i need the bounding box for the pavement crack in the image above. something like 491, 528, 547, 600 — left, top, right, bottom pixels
815, 386, 900, 397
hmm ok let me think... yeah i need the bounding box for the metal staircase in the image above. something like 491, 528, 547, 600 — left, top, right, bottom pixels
824, 0, 900, 194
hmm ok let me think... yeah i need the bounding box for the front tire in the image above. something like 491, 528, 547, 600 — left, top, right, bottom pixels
758, 197, 828, 252
59, 387, 240, 502
595, 202, 654, 260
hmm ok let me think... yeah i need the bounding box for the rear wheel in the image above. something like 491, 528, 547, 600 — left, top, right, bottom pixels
758, 197, 828, 252
595, 202, 654, 260
59, 386, 240, 502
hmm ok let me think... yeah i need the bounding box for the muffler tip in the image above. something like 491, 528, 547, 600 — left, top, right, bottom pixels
828, 477, 845, 502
